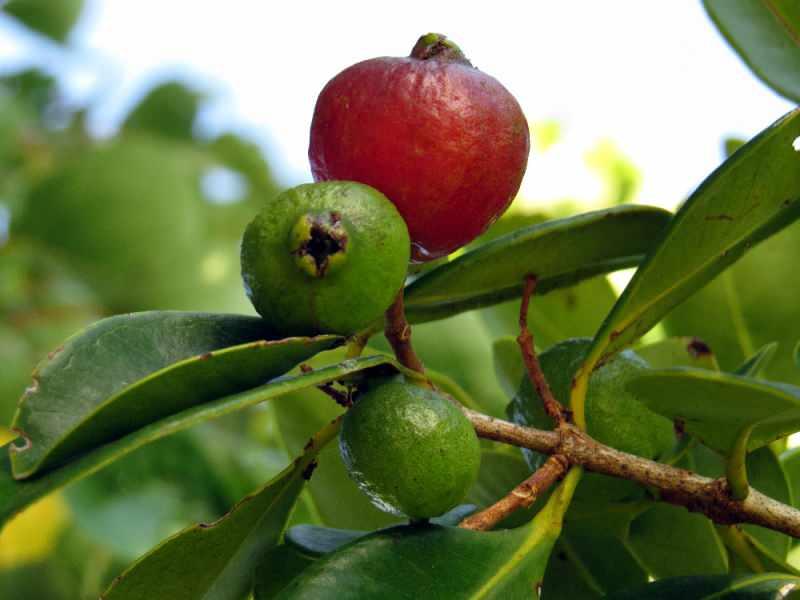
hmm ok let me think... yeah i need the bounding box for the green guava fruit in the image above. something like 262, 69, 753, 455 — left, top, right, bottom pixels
339, 378, 481, 519
508, 337, 675, 501
240, 181, 410, 336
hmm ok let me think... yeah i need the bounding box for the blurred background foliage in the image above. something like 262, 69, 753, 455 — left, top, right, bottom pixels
1, 2, 798, 599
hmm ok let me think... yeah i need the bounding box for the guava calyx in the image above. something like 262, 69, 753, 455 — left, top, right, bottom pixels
289, 211, 348, 278
409, 33, 471, 65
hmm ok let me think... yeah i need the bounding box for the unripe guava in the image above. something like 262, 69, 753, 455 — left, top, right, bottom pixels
339, 379, 481, 519
240, 181, 410, 336
309, 33, 529, 261
508, 338, 675, 501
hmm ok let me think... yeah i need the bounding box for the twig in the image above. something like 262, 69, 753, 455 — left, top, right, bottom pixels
460, 454, 569, 530
462, 409, 800, 539
384, 289, 426, 375
517, 275, 566, 425
299, 364, 352, 407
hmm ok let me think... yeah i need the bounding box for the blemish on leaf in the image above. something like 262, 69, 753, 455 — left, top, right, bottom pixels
47, 346, 64, 361
9, 429, 32, 453
301, 459, 319, 481
705, 214, 734, 222
199, 352, 213, 361
303, 438, 315, 451
687, 337, 712, 358
23, 376, 40, 396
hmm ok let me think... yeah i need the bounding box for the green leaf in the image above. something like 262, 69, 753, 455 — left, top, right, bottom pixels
275, 472, 579, 599
9, 311, 340, 478
663, 225, 800, 387
627, 503, 729, 577
542, 508, 648, 599
0, 355, 395, 528
736, 342, 779, 377
404, 205, 670, 323
629, 368, 800, 456
573, 109, 800, 425
636, 337, 719, 370
254, 545, 316, 600
704, 0, 800, 103
606, 574, 800, 599
123, 81, 203, 141
101, 416, 339, 600
3, 0, 84, 42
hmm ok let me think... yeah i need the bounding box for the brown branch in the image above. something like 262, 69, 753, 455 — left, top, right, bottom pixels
460, 454, 569, 530
384, 289, 426, 375
462, 409, 800, 539
299, 364, 352, 407
517, 275, 566, 425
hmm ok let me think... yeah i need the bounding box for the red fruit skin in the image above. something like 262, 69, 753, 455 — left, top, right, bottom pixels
309, 56, 530, 261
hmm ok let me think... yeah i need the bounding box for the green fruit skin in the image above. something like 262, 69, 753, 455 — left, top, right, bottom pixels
508, 338, 675, 500
241, 181, 410, 336
339, 379, 481, 519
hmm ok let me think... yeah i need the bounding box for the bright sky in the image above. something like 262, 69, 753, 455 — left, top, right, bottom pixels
0, 1, 795, 211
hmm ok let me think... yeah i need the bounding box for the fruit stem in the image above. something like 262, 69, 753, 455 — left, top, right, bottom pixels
384, 288, 429, 381
409, 33, 472, 66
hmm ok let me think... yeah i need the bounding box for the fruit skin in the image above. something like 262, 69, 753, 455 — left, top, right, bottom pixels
508, 338, 675, 501
339, 378, 481, 519
240, 181, 410, 336
309, 33, 529, 261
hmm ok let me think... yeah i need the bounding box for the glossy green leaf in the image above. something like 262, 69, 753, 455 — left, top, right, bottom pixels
630, 368, 800, 455
0, 355, 394, 529
254, 545, 316, 600
542, 508, 648, 599
606, 574, 800, 599
576, 109, 800, 399
636, 337, 720, 370
283, 505, 476, 558
9, 311, 339, 478
404, 205, 670, 323
3, 0, 84, 42
628, 503, 728, 578
275, 472, 578, 599
704, 0, 800, 103
102, 416, 338, 600
736, 343, 780, 377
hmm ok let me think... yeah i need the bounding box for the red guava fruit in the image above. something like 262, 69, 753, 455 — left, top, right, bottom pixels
309, 33, 530, 261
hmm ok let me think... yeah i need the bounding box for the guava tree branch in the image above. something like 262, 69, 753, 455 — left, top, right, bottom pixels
463, 409, 800, 539
460, 454, 569, 531
517, 275, 566, 426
